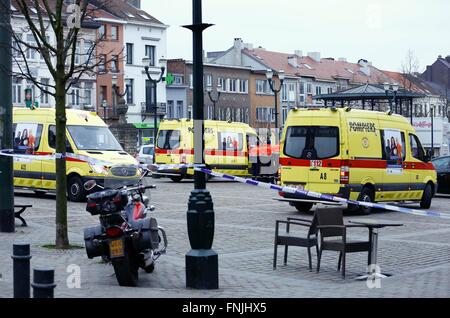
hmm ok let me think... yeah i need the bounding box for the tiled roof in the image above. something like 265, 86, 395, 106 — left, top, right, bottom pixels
90, 0, 165, 25
381, 70, 448, 96
243, 48, 391, 85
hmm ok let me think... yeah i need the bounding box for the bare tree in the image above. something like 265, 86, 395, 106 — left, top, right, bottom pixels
401, 49, 420, 90
0, 0, 120, 248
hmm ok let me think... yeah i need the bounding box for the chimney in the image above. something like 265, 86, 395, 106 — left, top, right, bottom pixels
234, 38, 244, 50
338, 57, 347, 62
288, 56, 299, 68
294, 50, 303, 57
358, 59, 371, 76
307, 52, 321, 62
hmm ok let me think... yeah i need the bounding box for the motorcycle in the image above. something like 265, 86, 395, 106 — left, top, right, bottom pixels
82, 166, 168, 287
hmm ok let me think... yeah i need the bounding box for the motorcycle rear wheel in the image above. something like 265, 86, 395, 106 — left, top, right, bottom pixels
111, 251, 139, 287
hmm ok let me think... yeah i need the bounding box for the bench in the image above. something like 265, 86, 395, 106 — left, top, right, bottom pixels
14, 205, 32, 227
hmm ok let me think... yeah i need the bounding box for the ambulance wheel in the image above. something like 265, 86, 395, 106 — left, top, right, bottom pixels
420, 184, 433, 209
293, 202, 314, 213
68, 176, 86, 202
170, 176, 183, 182
356, 187, 374, 215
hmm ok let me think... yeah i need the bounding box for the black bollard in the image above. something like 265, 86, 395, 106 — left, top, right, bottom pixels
11, 242, 31, 298
31, 268, 56, 298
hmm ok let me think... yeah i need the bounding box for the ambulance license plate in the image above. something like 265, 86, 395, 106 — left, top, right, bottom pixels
109, 239, 124, 258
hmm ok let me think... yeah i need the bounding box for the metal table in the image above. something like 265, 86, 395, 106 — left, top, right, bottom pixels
349, 219, 403, 280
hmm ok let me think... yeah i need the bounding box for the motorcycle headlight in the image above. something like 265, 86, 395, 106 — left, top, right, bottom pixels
90, 164, 109, 175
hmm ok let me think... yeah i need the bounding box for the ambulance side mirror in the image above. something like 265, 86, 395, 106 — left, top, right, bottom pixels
424, 150, 433, 163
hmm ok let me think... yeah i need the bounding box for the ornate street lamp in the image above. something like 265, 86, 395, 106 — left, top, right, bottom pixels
143, 58, 165, 161
206, 83, 221, 120
101, 99, 108, 121
183, 0, 218, 290
266, 69, 285, 130
384, 82, 399, 114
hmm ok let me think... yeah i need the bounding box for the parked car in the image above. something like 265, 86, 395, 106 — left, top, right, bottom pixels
432, 156, 450, 194
136, 144, 154, 165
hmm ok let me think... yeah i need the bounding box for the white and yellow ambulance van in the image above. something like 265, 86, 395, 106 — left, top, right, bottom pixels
279, 107, 437, 214
154, 119, 258, 181
12, 107, 139, 201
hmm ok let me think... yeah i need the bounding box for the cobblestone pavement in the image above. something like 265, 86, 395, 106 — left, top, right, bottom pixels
1, 177, 449, 298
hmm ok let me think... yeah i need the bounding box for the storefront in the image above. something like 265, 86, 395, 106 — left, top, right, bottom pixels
412, 117, 447, 157
133, 123, 159, 147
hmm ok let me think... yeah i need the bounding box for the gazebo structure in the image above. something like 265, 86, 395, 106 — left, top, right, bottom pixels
313, 83, 426, 124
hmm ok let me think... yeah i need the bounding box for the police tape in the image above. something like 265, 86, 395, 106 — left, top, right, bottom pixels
0, 149, 201, 171
193, 167, 450, 220
1, 149, 449, 220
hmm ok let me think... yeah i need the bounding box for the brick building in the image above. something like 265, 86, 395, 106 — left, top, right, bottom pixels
166, 59, 251, 123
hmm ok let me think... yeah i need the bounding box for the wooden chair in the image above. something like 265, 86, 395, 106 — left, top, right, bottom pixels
316, 209, 371, 278
274, 215, 318, 271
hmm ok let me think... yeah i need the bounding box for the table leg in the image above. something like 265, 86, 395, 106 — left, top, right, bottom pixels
356, 227, 390, 280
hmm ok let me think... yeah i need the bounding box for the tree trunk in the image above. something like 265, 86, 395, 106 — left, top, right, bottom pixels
55, 76, 69, 249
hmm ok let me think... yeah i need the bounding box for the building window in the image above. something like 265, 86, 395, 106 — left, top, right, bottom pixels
84, 41, 93, 65
69, 87, 80, 107
111, 55, 119, 73
177, 101, 183, 118
111, 26, 118, 40
315, 86, 322, 96
74, 41, 81, 65
40, 78, 49, 105
99, 54, 106, 73
206, 74, 213, 87
12, 78, 22, 104
239, 79, 248, 93
145, 45, 155, 66
189, 74, 193, 89
327, 87, 333, 94
229, 79, 237, 92
83, 82, 93, 107
299, 81, 305, 94
218, 77, 226, 92
167, 100, 174, 119
256, 107, 275, 122
100, 86, 107, 106
126, 43, 133, 65
281, 83, 288, 101
307, 83, 312, 94
173, 75, 183, 85
256, 80, 265, 94
99, 25, 106, 40
26, 80, 36, 102
187, 105, 193, 119
26, 34, 37, 60
125, 79, 134, 104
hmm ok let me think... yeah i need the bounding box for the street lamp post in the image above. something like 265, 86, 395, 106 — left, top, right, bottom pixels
431, 104, 435, 158
207, 84, 221, 120
384, 82, 399, 114
143, 58, 165, 162
183, 0, 218, 290
0, 0, 14, 232
266, 69, 285, 130
101, 100, 108, 121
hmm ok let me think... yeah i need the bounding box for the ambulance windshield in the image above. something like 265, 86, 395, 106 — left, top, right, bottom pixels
68, 126, 123, 151
284, 126, 339, 160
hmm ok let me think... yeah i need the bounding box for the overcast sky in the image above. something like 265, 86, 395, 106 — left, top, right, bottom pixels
143, 0, 450, 72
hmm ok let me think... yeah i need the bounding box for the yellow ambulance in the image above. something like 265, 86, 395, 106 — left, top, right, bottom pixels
12, 107, 139, 201
154, 119, 258, 181
279, 107, 436, 214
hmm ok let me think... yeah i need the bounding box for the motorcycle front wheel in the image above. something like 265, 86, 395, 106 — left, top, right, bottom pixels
111, 250, 139, 287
